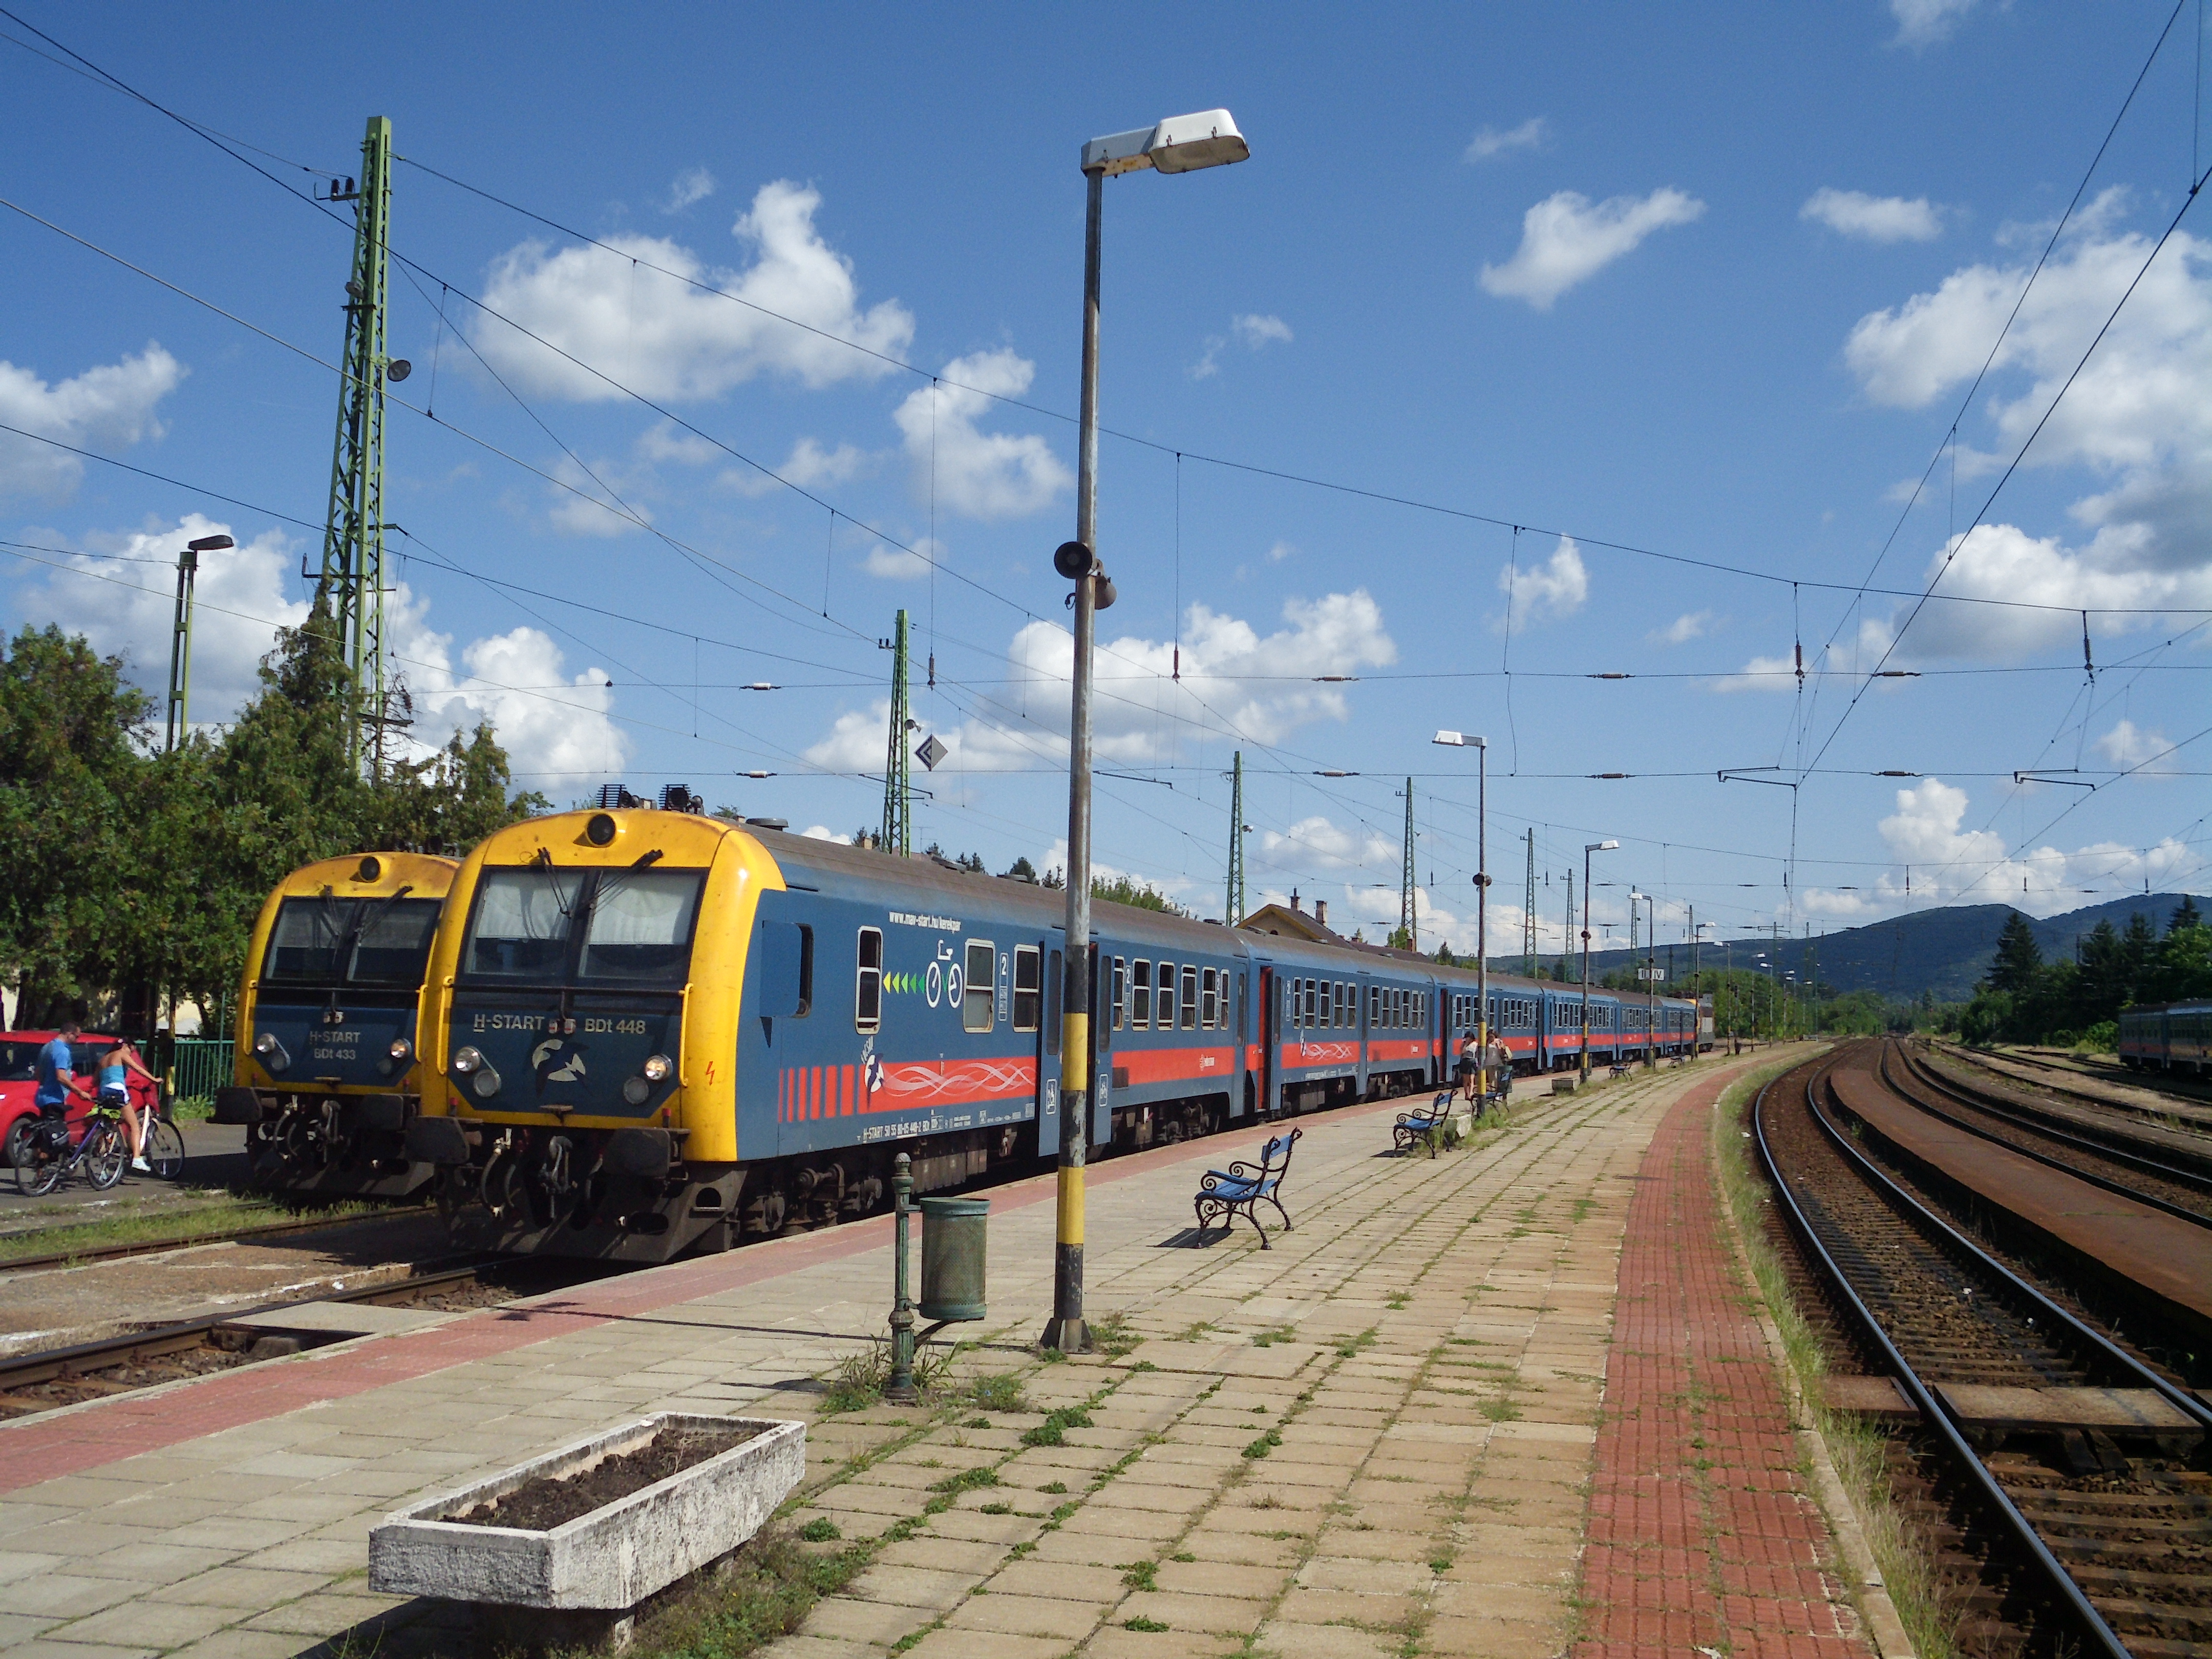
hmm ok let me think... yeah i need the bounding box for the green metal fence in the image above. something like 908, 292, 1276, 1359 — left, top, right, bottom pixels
169, 1037, 234, 1103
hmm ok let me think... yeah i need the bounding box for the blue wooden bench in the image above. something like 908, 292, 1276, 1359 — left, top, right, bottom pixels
1194, 1129, 1302, 1247
1393, 1091, 1456, 1156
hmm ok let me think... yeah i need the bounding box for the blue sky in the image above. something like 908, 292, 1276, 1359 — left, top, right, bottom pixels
4, 0, 2208, 958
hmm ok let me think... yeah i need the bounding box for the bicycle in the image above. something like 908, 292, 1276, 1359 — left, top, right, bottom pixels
13, 1103, 129, 1195
134, 1101, 186, 1182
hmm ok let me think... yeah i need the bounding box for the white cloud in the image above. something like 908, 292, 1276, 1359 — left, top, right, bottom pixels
1266, 541, 1295, 563
892, 351, 1071, 520
1801, 188, 1943, 244
1496, 536, 1588, 630
801, 825, 852, 843
1651, 609, 1713, 645
661, 166, 715, 214
1259, 815, 1394, 876
13, 514, 628, 782
1193, 314, 1295, 379
1864, 776, 2192, 917
1465, 117, 1548, 162
472, 181, 913, 401
15, 514, 305, 721
1844, 208, 2212, 660
718, 435, 868, 498
2095, 717, 2176, 771
862, 533, 935, 582
634, 419, 718, 465
1712, 652, 1799, 693
1232, 314, 1292, 349
1889, 0, 1979, 48
804, 590, 1397, 773
1480, 188, 1706, 309
545, 454, 650, 538
0, 346, 185, 503
389, 598, 628, 781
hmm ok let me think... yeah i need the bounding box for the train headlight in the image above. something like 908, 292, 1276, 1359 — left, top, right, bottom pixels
471, 1062, 503, 1099
253, 1033, 289, 1074
388, 1037, 413, 1064
641, 1053, 672, 1083
622, 1076, 651, 1106
450, 1045, 483, 1076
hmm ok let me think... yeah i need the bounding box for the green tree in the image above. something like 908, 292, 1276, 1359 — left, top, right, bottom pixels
2172, 894, 2203, 934
1092, 874, 1188, 917
1985, 910, 2043, 994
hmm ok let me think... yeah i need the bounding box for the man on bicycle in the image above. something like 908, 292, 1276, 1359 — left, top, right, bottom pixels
95, 1038, 160, 1174
31, 1020, 94, 1152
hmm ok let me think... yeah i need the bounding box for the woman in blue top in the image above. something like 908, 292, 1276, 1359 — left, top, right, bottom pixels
95, 1039, 160, 1174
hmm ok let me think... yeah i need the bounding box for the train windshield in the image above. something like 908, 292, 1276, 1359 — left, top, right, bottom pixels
264, 897, 443, 987
461, 867, 704, 986
464, 869, 584, 980
578, 870, 703, 984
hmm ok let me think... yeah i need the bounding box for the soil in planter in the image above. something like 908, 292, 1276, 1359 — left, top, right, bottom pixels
450, 1427, 759, 1533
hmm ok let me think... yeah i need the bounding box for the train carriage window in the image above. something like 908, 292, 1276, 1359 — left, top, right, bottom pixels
1013, 946, 1042, 1032
1132, 961, 1152, 1029
1181, 965, 1199, 1030
1201, 967, 1219, 1029
1159, 963, 1178, 1031
1318, 980, 1332, 1029
1303, 978, 1317, 1027
1112, 957, 1127, 1030
1333, 981, 1347, 1028
1367, 985, 1378, 1027
856, 928, 884, 1032
964, 940, 995, 1032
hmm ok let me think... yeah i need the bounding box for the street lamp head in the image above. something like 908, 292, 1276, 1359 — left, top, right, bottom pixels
1586, 839, 1619, 853
1432, 730, 1485, 748
1082, 110, 1248, 177
186, 535, 235, 553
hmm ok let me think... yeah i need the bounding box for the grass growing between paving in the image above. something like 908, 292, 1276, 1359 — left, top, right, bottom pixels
1710, 1054, 1956, 1659
0, 1190, 395, 1262
598, 1525, 875, 1659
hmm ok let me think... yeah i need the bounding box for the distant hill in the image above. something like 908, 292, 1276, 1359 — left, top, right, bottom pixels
1492, 892, 2199, 1002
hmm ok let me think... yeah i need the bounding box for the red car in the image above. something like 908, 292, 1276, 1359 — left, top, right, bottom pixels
0, 1032, 165, 1170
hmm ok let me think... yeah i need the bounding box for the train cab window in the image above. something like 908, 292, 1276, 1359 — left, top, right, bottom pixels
463, 867, 584, 980
1132, 961, 1152, 1028
963, 940, 995, 1032
1112, 957, 1127, 1030
1158, 963, 1178, 1031
578, 870, 706, 985
1181, 965, 1198, 1030
1013, 945, 1042, 1032
856, 927, 883, 1032
1201, 967, 1219, 1029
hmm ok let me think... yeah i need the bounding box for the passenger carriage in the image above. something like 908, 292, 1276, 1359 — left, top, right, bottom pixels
2118, 1001, 2212, 1074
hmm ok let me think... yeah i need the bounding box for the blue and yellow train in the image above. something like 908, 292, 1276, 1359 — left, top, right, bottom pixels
356, 802, 1698, 1262
217, 850, 459, 1197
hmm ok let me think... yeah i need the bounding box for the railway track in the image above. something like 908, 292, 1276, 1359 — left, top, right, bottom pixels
0, 1254, 608, 1420
1756, 1045, 2212, 1657
1941, 1041, 2212, 1125
0, 1203, 438, 1277
1879, 1043, 2212, 1228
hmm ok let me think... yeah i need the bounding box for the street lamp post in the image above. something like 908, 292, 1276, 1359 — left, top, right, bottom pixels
165, 533, 234, 750
1044, 110, 1248, 1357
1433, 732, 1487, 1062
1629, 890, 1654, 1069
1580, 840, 1617, 1083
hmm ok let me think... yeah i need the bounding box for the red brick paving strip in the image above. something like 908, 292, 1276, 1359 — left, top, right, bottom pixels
1576, 1074, 1872, 1659
0, 1091, 1420, 1493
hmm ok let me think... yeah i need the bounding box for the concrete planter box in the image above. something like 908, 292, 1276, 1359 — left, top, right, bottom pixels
370, 1413, 803, 1634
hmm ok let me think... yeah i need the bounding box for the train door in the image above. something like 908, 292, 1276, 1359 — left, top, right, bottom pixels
1258, 966, 1277, 1116
1088, 944, 1110, 1148
1035, 944, 1062, 1158
1232, 966, 1250, 1117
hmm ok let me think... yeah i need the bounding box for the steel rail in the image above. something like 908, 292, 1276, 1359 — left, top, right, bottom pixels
1753, 1061, 2136, 1659
1876, 1043, 2212, 1229
1939, 1039, 2212, 1116
1910, 1044, 2212, 1180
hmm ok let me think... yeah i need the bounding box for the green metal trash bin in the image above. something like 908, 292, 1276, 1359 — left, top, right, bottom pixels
918, 1196, 989, 1323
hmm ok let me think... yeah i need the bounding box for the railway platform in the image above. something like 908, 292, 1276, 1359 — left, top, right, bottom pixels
0, 1049, 1861, 1659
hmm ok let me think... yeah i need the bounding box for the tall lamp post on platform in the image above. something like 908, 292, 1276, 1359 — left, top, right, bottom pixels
1433, 731, 1487, 1053
1044, 109, 1250, 1356
1579, 840, 1617, 1083
165, 533, 234, 751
